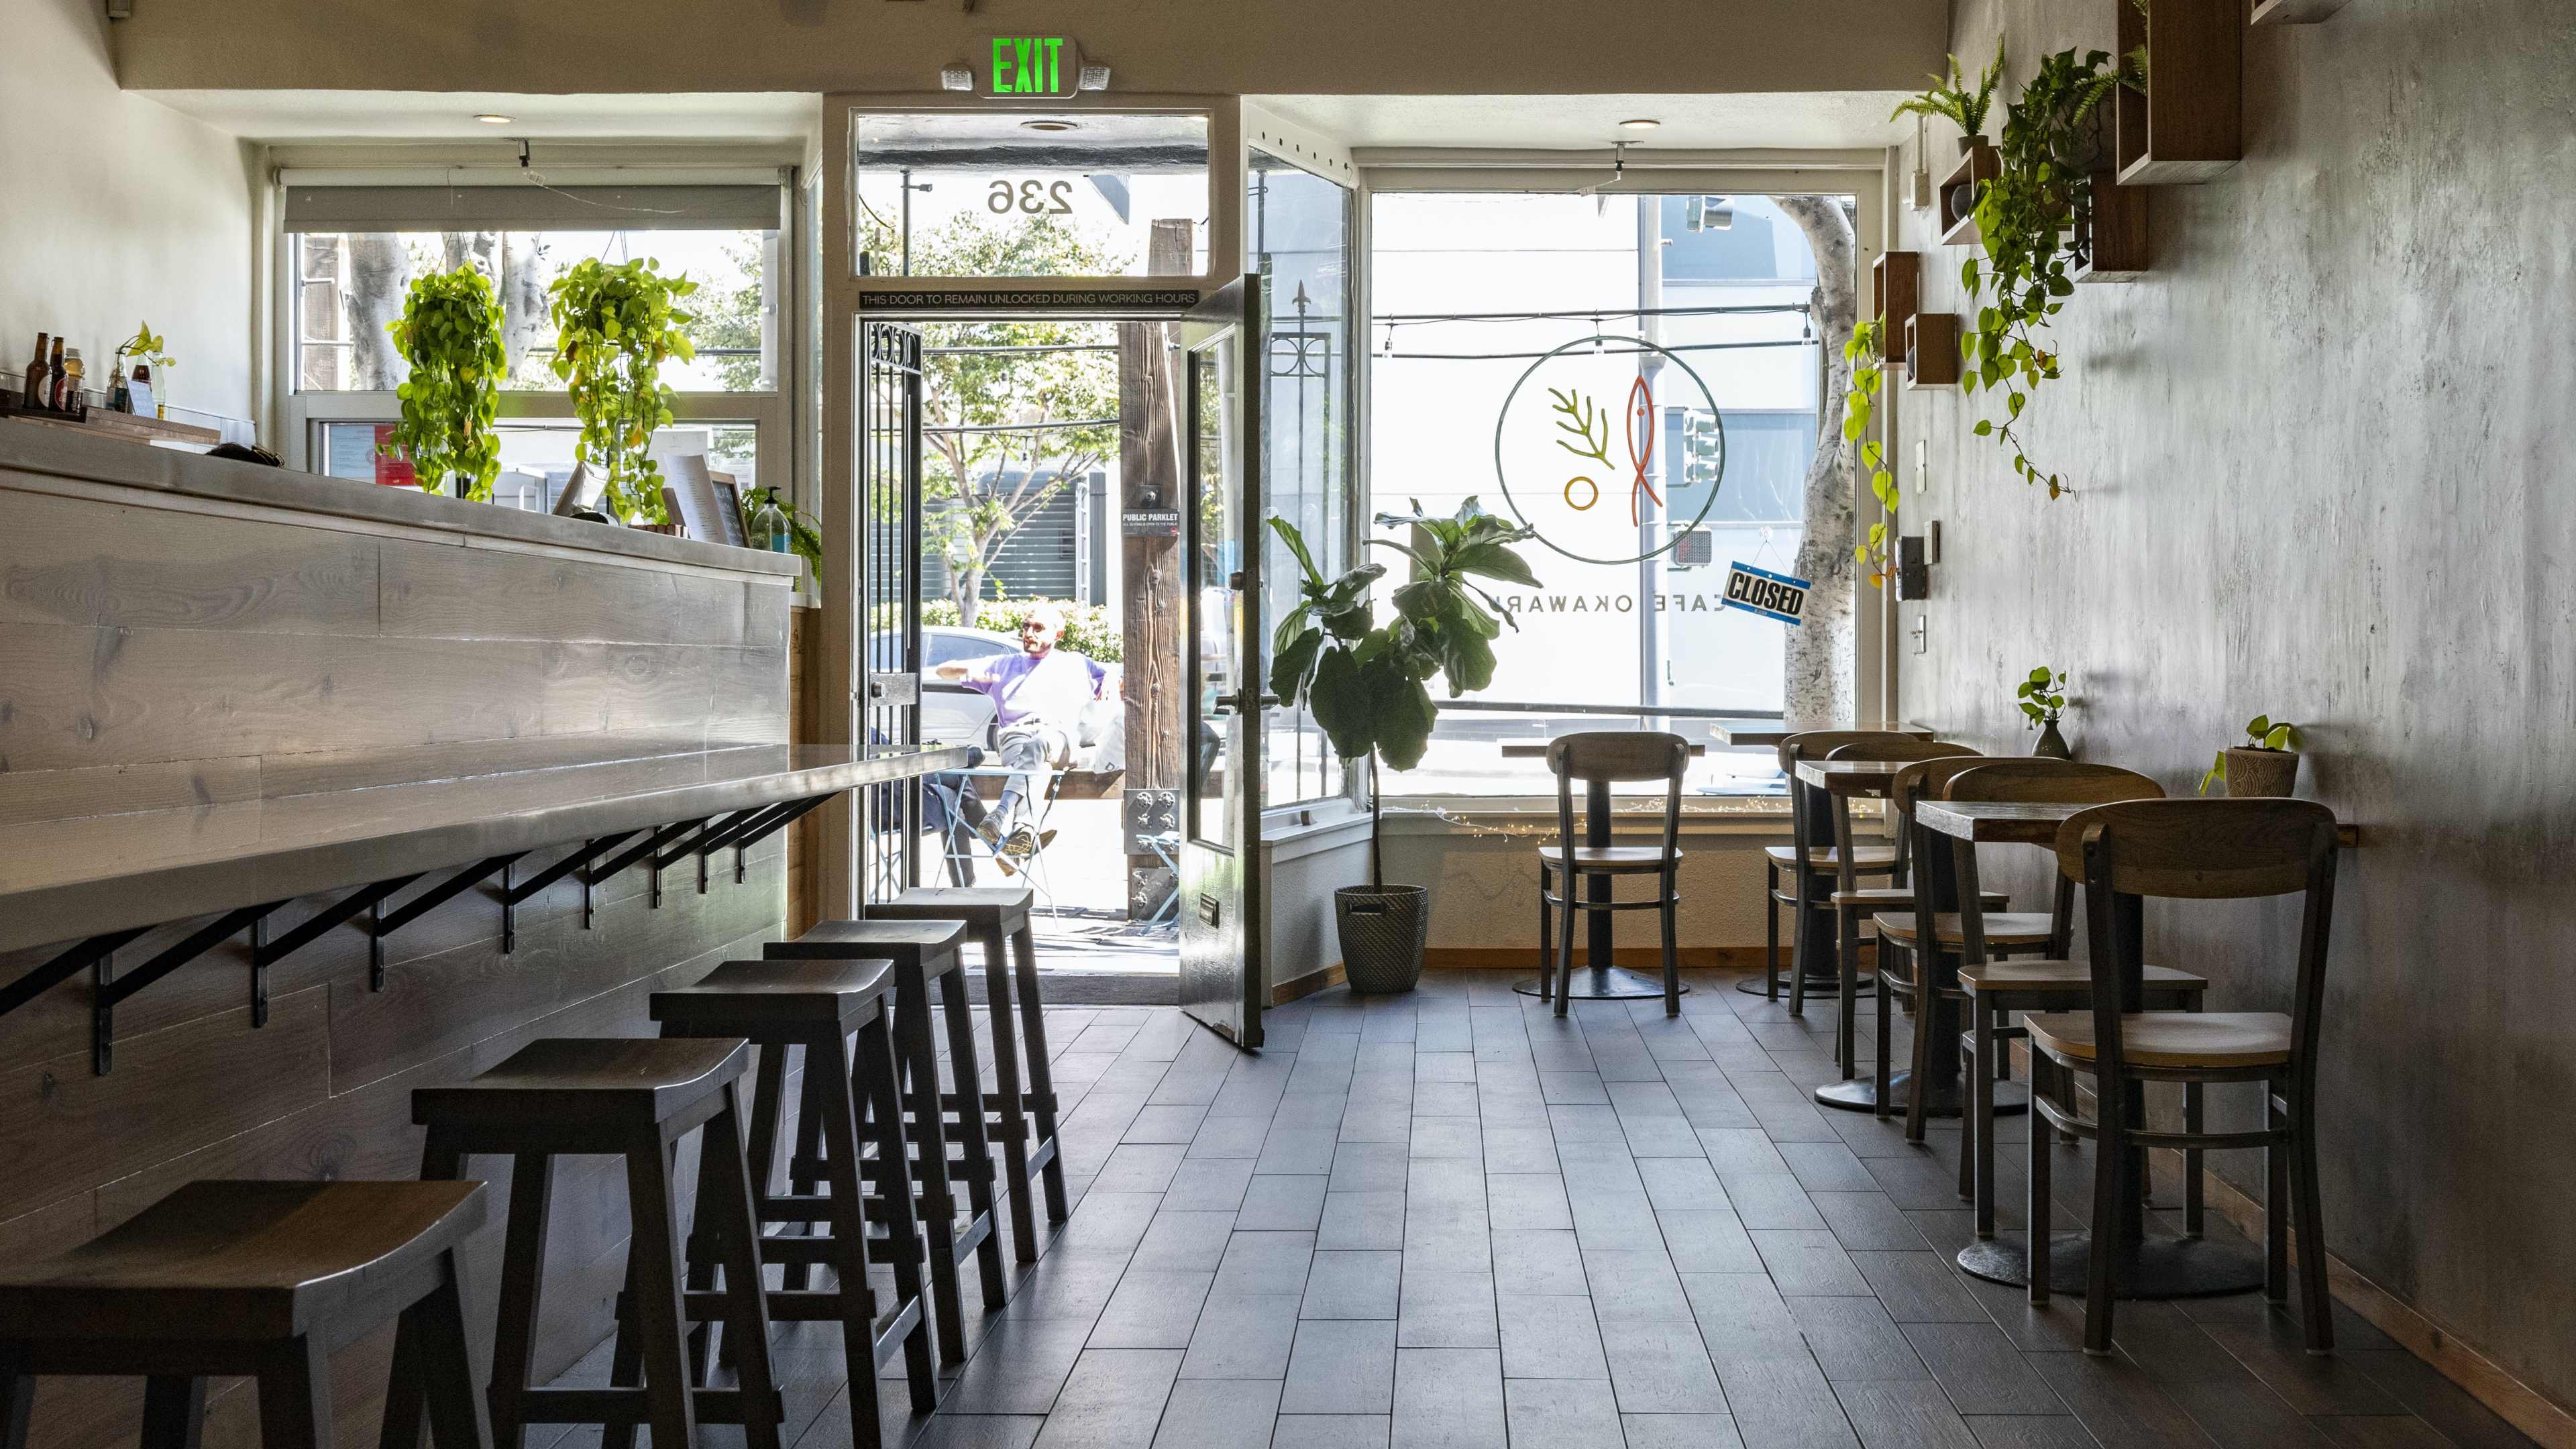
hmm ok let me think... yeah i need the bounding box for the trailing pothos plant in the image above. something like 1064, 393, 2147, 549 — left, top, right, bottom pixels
1960, 47, 2124, 499
547, 256, 698, 523
381, 266, 506, 502
1843, 317, 1900, 587
1269, 499, 1540, 888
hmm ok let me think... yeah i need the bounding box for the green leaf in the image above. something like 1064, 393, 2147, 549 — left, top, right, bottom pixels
1269, 627, 1325, 707
1267, 516, 1323, 586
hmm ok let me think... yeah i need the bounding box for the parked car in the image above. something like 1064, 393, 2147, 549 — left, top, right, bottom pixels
870, 625, 1126, 761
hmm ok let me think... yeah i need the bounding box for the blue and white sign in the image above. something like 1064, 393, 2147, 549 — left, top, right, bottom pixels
1721, 561, 1810, 627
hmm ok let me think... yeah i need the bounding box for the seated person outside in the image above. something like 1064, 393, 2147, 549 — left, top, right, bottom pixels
932, 602, 1114, 860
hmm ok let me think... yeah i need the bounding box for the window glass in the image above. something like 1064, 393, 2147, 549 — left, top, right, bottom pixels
314, 420, 760, 511
292, 227, 777, 393
851, 111, 1210, 278
1250, 153, 1354, 808
1368, 191, 1840, 797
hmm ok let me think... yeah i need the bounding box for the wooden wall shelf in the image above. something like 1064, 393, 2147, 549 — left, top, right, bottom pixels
1938, 145, 1999, 246
1872, 251, 1922, 340
2074, 172, 2151, 282
2250, 0, 2349, 22
2117, 0, 2245, 184
1904, 313, 1962, 388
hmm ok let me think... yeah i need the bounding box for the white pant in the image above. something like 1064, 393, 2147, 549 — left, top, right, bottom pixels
995, 720, 1072, 818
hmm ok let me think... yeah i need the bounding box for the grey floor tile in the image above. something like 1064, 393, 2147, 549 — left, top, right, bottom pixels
1599, 1319, 1729, 1413
1029, 1348, 1183, 1449
1162, 1157, 1260, 1212
1491, 1229, 1591, 1297
1318, 1190, 1407, 1250
1660, 1208, 1766, 1274
1330, 1140, 1413, 1194
2026, 1349, 2229, 1449
1849, 1252, 1988, 1324
1090, 1270, 1216, 1349
1411, 1079, 1480, 1118
1725, 1173, 1831, 1231
1396, 1266, 1498, 1348
1177, 1292, 1301, 1380
1133, 1210, 1240, 1271
1094, 1143, 1190, 1193
1497, 1293, 1607, 1379
1783, 1139, 1883, 1191
1900, 1323, 2065, 1415
1269, 1414, 1391, 1448
1753, 1229, 1874, 1295
1214, 1230, 1318, 1297
1570, 1187, 1662, 1246
1236, 1175, 1329, 1232
1684, 1273, 1808, 1362
1962, 1417, 2098, 1449
1833, 1378, 1982, 1449
1303, 1250, 1403, 1320
1502, 1378, 1625, 1449
1814, 1191, 1936, 1250
1716, 1352, 1865, 1449
1408, 1115, 1483, 1159
1126, 1103, 1214, 1144
1150, 1378, 1282, 1449
1638, 1157, 1733, 1212
1621, 1412, 1749, 1448
2160, 1376, 2341, 1448
1789, 1295, 1929, 1380
1481, 1125, 1560, 1174
1281, 1320, 1399, 1414
1485, 1173, 1573, 1231
905, 1414, 1046, 1449
1391, 1348, 1505, 1449
1000, 1254, 1131, 1325
1582, 1248, 1695, 1322
1260, 1127, 1343, 1177
941, 1318, 1097, 1414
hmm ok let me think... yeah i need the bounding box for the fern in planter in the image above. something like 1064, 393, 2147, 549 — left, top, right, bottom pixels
547, 257, 698, 523
382, 267, 506, 502
1890, 40, 2007, 143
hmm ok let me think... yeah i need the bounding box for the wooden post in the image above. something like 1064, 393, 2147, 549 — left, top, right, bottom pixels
1120, 219, 1193, 918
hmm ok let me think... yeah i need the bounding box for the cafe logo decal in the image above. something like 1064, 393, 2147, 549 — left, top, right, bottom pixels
1493, 335, 1725, 566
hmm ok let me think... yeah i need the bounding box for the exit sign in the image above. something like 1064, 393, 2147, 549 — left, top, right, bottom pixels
986, 36, 1081, 98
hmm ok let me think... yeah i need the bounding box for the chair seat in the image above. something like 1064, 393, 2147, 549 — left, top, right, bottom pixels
875, 885, 1036, 932
1830, 887, 2006, 909
413, 1037, 752, 1130
1766, 845, 1898, 871
1538, 845, 1682, 873
2025, 1011, 2293, 1069
652, 957, 897, 1030
0, 1180, 486, 1342
1870, 912, 2055, 946
1956, 960, 2208, 994
771, 917, 969, 978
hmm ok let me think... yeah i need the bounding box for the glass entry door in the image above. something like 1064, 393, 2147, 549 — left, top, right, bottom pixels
1177, 277, 1266, 1048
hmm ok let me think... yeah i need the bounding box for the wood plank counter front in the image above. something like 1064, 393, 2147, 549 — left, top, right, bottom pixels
0, 423, 948, 1449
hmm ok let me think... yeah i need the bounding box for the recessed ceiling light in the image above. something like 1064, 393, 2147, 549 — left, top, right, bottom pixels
1619, 117, 1662, 131
474, 113, 515, 125
1020, 118, 1080, 133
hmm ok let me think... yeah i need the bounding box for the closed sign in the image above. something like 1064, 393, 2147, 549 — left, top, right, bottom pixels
1721, 562, 1810, 627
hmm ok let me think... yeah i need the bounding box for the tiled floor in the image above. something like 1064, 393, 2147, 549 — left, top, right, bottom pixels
561, 969, 2540, 1449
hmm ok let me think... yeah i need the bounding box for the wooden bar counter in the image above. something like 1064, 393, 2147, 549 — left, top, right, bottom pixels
0, 424, 953, 1449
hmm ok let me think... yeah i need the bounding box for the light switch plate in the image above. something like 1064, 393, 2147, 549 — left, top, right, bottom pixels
1927, 519, 1941, 564
1909, 613, 1928, 654
1914, 439, 1928, 494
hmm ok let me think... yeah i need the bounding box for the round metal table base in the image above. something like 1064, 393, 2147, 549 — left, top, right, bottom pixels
1956, 1232, 2266, 1298
1737, 972, 1880, 998
1515, 967, 1692, 1002
1813, 1073, 2030, 1118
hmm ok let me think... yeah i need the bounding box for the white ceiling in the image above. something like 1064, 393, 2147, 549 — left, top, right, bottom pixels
1250, 93, 1913, 153
140, 88, 1911, 154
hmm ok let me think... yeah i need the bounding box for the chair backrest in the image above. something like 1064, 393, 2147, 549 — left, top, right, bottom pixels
1823, 737, 1978, 763
2055, 797, 2341, 1090
1774, 729, 1913, 775
1888, 754, 1996, 818
1548, 731, 1688, 873
1943, 759, 2163, 806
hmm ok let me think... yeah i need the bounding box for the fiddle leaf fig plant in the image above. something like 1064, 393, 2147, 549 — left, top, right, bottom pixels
547, 256, 698, 523
1890, 40, 2006, 139
381, 266, 506, 502
2200, 714, 2303, 794
1270, 498, 1540, 887
1843, 318, 1900, 588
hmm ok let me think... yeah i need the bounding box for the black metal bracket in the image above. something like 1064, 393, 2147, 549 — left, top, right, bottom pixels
91, 902, 281, 1074
687, 810, 762, 897
645, 818, 718, 908
372, 853, 524, 977
708, 794, 832, 884
498, 835, 634, 953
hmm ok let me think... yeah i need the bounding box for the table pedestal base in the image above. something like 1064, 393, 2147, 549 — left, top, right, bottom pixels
1516, 967, 1691, 1003
1737, 971, 1880, 998
1956, 1232, 2265, 1298
1814, 1073, 2030, 1118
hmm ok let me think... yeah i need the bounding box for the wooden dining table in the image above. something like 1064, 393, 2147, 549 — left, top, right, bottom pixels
1708, 720, 1935, 749
1919, 797, 2362, 1299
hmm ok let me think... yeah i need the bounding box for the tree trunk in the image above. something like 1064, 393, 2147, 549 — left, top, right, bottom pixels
953, 556, 986, 626
345, 233, 410, 390
1120, 219, 1194, 918
1774, 196, 1861, 727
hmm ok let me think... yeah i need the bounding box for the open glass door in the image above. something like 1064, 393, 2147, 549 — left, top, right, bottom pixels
1177, 276, 1266, 1048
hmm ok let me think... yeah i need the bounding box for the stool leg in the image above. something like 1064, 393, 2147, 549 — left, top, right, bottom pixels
1010, 924, 1070, 1224
488, 1154, 555, 1449
386, 1136, 469, 1449
859, 1012, 940, 1413
1658, 880, 1680, 1018
812, 1030, 891, 1446
700, 1083, 784, 1449
784, 1063, 828, 1292
976, 922, 1040, 1264
2266, 1078, 2292, 1304
414, 1252, 492, 1449
894, 967, 972, 1364
1536, 867, 1553, 1004
1833, 904, 1857, 1074
2084, 1085, 2125, 1354
622, 1127, 700, 1449
0, 1344, 31, 1449
938, 963, 1012, 1309
600, 1250, 643, 1449
1550, 888, 1575, 1020
1763, 861, 1779, 1001
2027, 1077, 2052, 1305
139, 1377, 205, 1449
2290, 1083, 2333, 1352
255, 1336, 331, 1449
1872, 962, 1895, 1120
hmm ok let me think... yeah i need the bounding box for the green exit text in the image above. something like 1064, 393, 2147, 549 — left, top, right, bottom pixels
989, 36, 1074, 97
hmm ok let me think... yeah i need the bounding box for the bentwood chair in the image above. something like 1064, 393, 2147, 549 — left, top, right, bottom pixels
1935, 761, 2203, 1232
1536, 731, 1690, 1017
1767, 731, 1918, 1005
2026, 798, 2341, 1355
1867, 755, 2027, 1135
1801, 738, 1982, 1044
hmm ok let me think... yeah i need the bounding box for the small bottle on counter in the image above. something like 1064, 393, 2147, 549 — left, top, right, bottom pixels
20, 333, 46, 407
45, 337, 66, 410
129, 362, 156, 417
58, 348, 84, 412
108, 360, 131, 413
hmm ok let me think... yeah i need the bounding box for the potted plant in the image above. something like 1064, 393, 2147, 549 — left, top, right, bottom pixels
547, 256, 698, 523
115, 323, 176, 418
1269, 499, 1540, 994
1891, 40, 2006, 150
380, 267, 506, 502
2201, 715, 2302, 796
2017, 665, 2072, 758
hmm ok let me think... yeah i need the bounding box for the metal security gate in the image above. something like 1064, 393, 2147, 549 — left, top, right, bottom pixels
861, 320, 926, 906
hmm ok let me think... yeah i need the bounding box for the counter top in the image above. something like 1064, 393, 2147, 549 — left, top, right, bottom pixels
0, 744, 967, 953
0, 420, 804, 582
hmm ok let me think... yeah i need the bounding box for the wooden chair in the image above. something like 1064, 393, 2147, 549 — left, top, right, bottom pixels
767, 918, 1010, 1364
646, 958, 937, 1444
407, 1038, 780, 1449
1766, 731, 1920, 1006
2026, 798, 2341, 1355
1536, 731, 1689, 1018
1934, 761, 2204, 1236
867, 885, 1072, 1263
1801, 738, 1982, 1061
0, 1181, 488, 1449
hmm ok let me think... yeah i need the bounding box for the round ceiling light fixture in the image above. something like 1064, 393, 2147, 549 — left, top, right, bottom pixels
474, 113, 516, 124
1618, 117, 1662, 131
1020, 118, 1080, 133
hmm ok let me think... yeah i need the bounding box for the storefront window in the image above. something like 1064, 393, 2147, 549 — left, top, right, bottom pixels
850, 111, 1210, 278
314, 420, 761, 509
1368, 190, 1838, 796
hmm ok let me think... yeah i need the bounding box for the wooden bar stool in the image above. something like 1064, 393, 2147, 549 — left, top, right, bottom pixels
2026, 798, 2341, 1355
866, 885, 1072, 1263
645, 959, 937, 1442
1933, 761, 2203, 1242
0, 1181, 488, 1449
404, 1039, 780, 1449
1767, 731, 1915, 1006
1535, 731, 1689, 1018
767, 918, 1010, 1364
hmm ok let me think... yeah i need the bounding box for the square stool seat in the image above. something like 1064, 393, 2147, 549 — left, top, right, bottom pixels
411, 1037, 752, 1133
651, 959, 897, 1030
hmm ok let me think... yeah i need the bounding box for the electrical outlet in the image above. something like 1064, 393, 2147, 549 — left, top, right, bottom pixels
1909, 613, 1928, 655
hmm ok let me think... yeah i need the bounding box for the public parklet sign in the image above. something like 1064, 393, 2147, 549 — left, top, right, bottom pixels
1721, 561, 1811, 627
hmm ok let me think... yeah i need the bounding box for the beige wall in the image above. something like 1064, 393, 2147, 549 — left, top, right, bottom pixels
111, 0, 1943, 97
1383, 814, 1796, 955
2, 0, 260, 423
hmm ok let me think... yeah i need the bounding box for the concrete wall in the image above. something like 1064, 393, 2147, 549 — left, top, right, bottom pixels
1, 0, 260, 423
1383, 813, 1790, 957
1898, 0, 2576, 1415
110, 0, 1944, 97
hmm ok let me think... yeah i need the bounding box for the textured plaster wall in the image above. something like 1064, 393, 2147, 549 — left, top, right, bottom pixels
1901, 0, 2576, 1410
0, 0, 260, 422
1385, 817, 1784, 954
